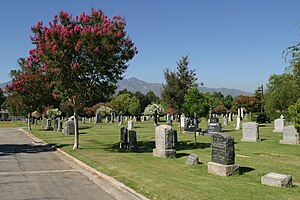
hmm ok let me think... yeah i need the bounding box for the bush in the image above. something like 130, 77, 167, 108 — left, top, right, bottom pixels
256, 113, 270, 123
288, 99, 300, 133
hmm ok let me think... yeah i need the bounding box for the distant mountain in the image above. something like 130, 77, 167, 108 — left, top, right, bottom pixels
199, 86, 253, 97
0, 81, 11, 91
116, 77, 162, 97
116, 77, 253, 97
0, 78, 253, 97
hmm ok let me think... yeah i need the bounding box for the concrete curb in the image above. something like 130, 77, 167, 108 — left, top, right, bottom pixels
19, 128, 149, 200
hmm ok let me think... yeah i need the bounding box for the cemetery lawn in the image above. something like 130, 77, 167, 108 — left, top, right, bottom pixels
0, 121, 26, 128
29, 120, 300, 200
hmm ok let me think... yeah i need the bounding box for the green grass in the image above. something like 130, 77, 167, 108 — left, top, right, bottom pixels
27, 119, 300, 200
0, 120, 27, 128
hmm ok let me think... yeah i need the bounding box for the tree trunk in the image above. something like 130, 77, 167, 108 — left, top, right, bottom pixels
28, 113, 32, 131
73, 108, 79, 150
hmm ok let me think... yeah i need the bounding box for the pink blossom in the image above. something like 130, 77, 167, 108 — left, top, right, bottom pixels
72, 63, 79, 69
74, 25, 81, 32
52, 93, 59, 99
94, 46, 100, 53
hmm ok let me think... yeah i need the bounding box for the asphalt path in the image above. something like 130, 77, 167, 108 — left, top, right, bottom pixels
0, 128, 142, 200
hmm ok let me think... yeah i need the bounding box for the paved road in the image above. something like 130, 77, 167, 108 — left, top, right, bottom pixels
0, 128, 141, 200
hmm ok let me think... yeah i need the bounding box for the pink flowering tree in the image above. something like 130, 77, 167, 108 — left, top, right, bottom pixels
6, 57, 55, 131
30, 8, 137, 149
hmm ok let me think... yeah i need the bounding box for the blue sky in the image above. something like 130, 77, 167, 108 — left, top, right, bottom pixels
1, 0, 300, 92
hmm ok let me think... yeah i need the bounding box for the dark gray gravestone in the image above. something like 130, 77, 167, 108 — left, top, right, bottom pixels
64, 120, 75, 135
211, 133, 235, 165
171, 130, 178, 146
30, 118, 35, 125
119, 127, 128, 149
128, 130, 139, 151
206, 122, 222, 135
185, 154, 199, 165
210, 118, 219, 123
57, 120, 63, 132
45, 119, 53, 130
95, 114, 102, 123
42, 118, 47, 128
54, 119, 58, 131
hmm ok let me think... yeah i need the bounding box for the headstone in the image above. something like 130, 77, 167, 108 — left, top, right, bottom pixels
237, 108, 240, 118
166, 114, 170, 121
128, 120, 134, 130
63, 120, 75, 135
128, 130, 139, 151
42, 118, 47, 128
153, 125, 176, 158
241, 108, 244, 119
167, 119, 173, 126
45, 119, 53, 130
110, 113, 114, 123
54, 119, 59, 131
223, 116, 228, 125
235, 116, 240, 130
30, 118, 35, 125
185, 154, 199, 165
95, 114, 102, 123
133, 116, 137, 122
208, 133, 239, 176
261, 172, 292, 188
57, 120, 63, 132
180, 115, 186, 128
119, 127, 128, 149
206, 119, 222, 136
280, 125, 299, 145
171, 130, 178, 146
242, 122, 261, 142
273, 117, 286, 132
229, 112, 232, 121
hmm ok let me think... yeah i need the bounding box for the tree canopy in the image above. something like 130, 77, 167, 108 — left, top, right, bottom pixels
161, 55, 197, 115
28, 8, 137, 149
182, 87, 210, 120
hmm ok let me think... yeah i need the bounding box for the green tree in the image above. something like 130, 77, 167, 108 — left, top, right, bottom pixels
117, 89, 133, 96
111, 93, 132, 114
145, 90, 159, 104
30, 9, 137, 149
288, 99, 300, 133
265, 73, 298, 112
161, 55, 197, 116
254, 85, 264, 112
128, 96, 141, 116
133, 91, 147, 112
182, 87, 210, 120
206, 92, 224, 112
223, 94, 233, 111
182, 87, 210, 145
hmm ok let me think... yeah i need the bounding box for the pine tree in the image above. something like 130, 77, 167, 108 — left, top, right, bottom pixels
161, 55, 198, 115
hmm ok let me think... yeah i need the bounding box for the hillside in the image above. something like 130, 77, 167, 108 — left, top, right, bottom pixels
117, 77, 252, 97
1, 78, 253, 97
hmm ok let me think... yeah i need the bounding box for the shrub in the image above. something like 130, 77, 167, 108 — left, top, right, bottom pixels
288, 99, 300, 132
